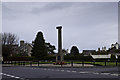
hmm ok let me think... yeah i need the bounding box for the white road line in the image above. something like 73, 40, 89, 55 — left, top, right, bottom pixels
10, 76, 15, 77
48, 69, 51, 70
61, 70, 64, 72
56, 70, 60, 71
79, 72, 88, 73
15, 77, 20, 78
66, 70, 71, 72
1, 73, 23, 79
71, 71, 76, 73
110, 74, 118, 76
43, 69, 47, 70
93, 72, 100, 75
51, 69, 54, 71
3, 74, 7, 76
32, 68, 119, 77
100, 73, 110, 75
6, 74, 11, 76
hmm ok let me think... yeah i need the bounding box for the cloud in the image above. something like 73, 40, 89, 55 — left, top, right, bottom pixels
2, 2, 118, 51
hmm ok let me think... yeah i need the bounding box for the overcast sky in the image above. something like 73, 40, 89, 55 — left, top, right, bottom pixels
2, 2, 118, 52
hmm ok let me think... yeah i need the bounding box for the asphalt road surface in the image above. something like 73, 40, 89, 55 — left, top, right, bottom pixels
1, 66, 120, 80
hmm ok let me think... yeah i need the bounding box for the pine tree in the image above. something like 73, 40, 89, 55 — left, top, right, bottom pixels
32, 32, 47, 59
70, 46, 79, 55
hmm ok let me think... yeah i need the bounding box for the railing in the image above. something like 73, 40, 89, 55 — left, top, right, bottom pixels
2, 60, 120, 67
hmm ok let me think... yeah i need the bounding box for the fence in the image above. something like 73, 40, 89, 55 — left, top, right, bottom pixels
2, 60, 120, 67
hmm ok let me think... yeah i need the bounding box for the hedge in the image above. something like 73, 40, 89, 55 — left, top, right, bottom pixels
3, 56, 56, 61
64, 55, 93, 61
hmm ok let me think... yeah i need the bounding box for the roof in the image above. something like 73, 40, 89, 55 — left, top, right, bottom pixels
19, 43, 33, 50
83, 50, 96, 53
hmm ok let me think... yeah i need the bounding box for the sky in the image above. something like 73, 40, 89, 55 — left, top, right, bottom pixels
2, 2, 118, 52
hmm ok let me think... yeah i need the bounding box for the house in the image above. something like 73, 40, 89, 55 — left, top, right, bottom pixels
19, 40, 33, 56
82, 50, 96, 56
111, 42, 120, 49
91, 54, 111, 59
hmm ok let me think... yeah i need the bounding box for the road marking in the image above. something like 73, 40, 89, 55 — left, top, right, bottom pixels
48, 69, 51, 70
61, 70, 64, 72
79, 72, 88, 73
66, 70, 71, 72
100, 73, 110, 75
110, 74, 118, 76
56, 70, 60, 71
51, 69, 54, 71
15, 77, 20, 78
31, 68, 119, 77
93, 72, 100, 75
1, 73, 23, 79
43, 69, 47, 70
10, 76, 15, 77
71, 71, 76, 73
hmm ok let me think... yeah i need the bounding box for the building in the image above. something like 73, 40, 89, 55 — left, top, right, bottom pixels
82, 50, 96, 56
111, 42, 120, 49
19, 40, 33, 56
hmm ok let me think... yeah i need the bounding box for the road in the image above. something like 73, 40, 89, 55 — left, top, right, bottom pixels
1, 66, 120, 80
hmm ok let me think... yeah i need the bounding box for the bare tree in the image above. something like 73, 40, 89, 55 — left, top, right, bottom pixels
2, 32, 19, 57
2, 33, 18, 45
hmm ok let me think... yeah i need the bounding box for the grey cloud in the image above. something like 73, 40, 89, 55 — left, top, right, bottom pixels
2, 2, 118, 51
30, 2, 77, 14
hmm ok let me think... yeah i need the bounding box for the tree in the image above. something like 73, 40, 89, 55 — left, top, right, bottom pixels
31, 32, 47, 59
45, 42, 56, 54
1, 33, 19, 57
70, 46, 79, 55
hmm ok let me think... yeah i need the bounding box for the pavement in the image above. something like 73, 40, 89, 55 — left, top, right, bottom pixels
1, 66, 120, 80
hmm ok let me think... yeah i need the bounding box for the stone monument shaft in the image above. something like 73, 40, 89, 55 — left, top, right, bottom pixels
56, 26, 62, 53
56, 26, 63, 62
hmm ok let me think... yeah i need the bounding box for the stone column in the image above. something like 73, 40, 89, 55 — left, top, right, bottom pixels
56, 26, 63, 62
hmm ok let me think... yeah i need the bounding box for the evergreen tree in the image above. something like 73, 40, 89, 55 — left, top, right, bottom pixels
32, 32, 47, 59
70, 46, 79, 55
45, 42, 56, 54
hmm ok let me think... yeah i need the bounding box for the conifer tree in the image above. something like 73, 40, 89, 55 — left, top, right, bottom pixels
32, 32, 47, 59
70, 46, 79, 55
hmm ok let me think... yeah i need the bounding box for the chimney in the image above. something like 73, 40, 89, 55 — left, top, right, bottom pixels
20, 40, 24, 47
32, 41, 34, 45
98, 48, 100, 51
115, 42, 119, 49
111, 44, 114, 48
104, 47, 106, 51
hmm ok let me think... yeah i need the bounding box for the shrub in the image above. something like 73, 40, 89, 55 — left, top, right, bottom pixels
3, 56, 36, 61
64, 55, 93, 61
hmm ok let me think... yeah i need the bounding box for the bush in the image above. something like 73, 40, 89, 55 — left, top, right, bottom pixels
3, 56, 36, 61
110, 54, 116, 61
118, 55, 120, 61
64, 55, 93, 61
3, 55, 56, 61
42, 55, 56, 61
